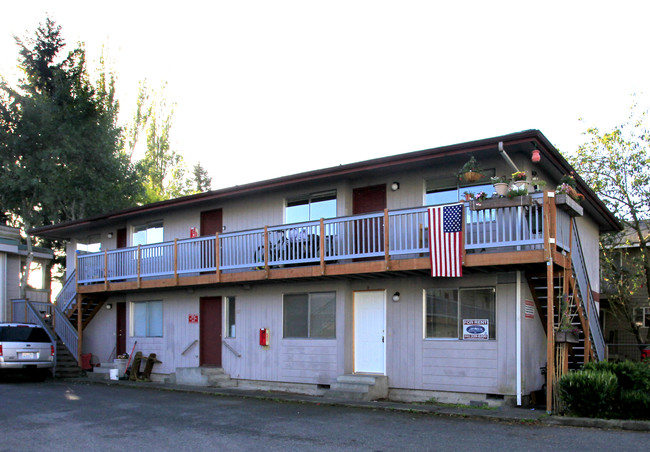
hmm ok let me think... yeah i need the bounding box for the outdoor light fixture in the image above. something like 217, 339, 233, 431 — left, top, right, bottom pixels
107, 232, 113, 239
392, 292, 400, 302
105, 303, 113, 310
391, 182, 400, 191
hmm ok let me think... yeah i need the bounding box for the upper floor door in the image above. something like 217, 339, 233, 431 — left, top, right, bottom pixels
200, 209, 223, 236
352, 185, 386, 256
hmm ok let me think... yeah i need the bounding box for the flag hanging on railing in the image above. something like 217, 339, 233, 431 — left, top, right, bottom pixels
428, 203, 463, 277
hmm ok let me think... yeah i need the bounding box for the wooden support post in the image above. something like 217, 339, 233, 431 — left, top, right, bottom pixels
544, 191, 555, 413
215, 233, 221, 283
320, 218, 326, 275
77, 293, 83, 364
137, 245, 141, 289
174, 239, 179, 285
263, 226, 269, 277
384, 209, 390, 270
104, 250, 108, 290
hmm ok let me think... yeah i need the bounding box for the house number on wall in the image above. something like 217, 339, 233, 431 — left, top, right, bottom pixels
189, 314, 199, 323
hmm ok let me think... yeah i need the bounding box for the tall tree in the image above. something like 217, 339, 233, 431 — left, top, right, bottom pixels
0, 18, 142, 295
569, 102, 650, 345
191, 162, 212, 193
126, 81, 196, 202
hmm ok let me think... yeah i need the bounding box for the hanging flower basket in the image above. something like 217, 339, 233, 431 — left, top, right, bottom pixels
461, 170, 483, 182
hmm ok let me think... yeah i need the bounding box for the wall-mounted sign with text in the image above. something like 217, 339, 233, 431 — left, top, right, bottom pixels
463, 319, 489, 340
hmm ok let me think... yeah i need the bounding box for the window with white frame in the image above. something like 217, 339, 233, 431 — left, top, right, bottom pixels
424, 288, 496, 340
132, 301, 163, 337
77, 234, 101, 253
283, 292, 336, 339
132, 221, 163, 246
425, 170, 495, 206
286, 190, 336, 224
225, 296, 236, 338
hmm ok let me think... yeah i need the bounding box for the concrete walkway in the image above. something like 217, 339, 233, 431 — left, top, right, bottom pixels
66, 376, 650, 432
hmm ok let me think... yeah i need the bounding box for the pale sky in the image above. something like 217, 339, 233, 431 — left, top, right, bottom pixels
2, 1, 649, 190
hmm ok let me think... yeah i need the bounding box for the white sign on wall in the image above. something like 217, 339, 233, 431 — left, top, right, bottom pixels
463, 319, 489, 340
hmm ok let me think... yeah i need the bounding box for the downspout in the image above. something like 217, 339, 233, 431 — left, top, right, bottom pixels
516, 270, 522, 406
498, 142, 519, 173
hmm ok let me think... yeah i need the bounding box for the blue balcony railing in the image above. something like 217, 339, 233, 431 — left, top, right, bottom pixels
77, 194, 563, 285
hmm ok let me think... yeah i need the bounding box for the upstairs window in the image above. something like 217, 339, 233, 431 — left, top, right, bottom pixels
425, 170, 494, 206
77, 234, 101, 253
286, 191, 336, 224
133, 221, 163, 246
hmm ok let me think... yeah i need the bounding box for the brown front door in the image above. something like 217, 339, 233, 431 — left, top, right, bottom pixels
353, 184, 387, 215
352, 185, 387, 256
200, 296, 222, 367
116, 228, 127, 248
200, 209, 223, 236
116, 302, 126, 356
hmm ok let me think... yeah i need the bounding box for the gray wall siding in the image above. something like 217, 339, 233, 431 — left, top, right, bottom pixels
82, 302, 117, 361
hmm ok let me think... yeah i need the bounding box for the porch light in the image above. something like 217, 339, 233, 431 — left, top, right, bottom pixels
105, 303, 113, 310
392, 292, 400, 302
107, 232, 114, 239
391, 182, 400, 191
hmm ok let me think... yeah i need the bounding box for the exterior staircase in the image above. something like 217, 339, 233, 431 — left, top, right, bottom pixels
326, 374, 388, 401
526, 223, 606, 369
54, 339, 83, 378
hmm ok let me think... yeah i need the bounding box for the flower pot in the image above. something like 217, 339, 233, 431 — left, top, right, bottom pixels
513, 180, 528, 190
555, 330, 579, 344
555, 194, 583, 217
493, 182, 509, 196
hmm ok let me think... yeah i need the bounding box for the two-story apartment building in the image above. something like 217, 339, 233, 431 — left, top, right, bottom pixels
31, 130, 620, 409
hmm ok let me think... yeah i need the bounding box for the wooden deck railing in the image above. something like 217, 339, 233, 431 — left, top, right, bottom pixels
76, 194, 566, 285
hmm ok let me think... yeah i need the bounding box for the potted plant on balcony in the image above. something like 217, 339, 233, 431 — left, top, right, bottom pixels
462, 191, 474, 201
555, 174, 584, 216
511, 171, 528, 189
555, 293, 579, 344
459, 156, 483, 182
491, 175, 509, 196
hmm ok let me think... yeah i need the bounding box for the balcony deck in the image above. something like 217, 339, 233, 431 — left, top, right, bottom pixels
75, 192, 574, 295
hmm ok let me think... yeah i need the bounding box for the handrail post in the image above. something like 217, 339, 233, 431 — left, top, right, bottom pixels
215, 232, 221, 283
174, 239, 179, 285
264, 226, 269, 276
104, 249, 108, 290
383, 209, 390, 270
137, 245, 142, 289
320, 218, 325, 275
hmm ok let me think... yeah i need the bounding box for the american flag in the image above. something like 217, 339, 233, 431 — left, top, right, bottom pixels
428, 203, 463, 277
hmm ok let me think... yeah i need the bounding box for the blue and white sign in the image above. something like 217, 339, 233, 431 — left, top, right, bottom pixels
463, 319, 489, 340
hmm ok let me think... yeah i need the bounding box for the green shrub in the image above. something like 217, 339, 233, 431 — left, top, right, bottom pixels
583, 360, 650, 392
619, 389, 650, 420
558, 370, 618, 418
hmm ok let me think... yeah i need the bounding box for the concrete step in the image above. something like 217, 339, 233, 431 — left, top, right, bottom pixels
325, 374, 388, 402
174, 367, 234, 387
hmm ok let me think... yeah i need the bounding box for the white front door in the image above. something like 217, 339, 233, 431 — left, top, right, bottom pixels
354, 290, 386, 374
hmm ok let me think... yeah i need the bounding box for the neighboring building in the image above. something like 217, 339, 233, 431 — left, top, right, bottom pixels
0, 224, 53, 322
31, 130, 620, 407
601, 222, 650, 361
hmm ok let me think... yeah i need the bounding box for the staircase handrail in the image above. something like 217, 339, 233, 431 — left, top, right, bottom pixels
571, 223, 605, 361
54, 304, 79, 362
23, 300, 58, 369
55, 270, 77, 313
